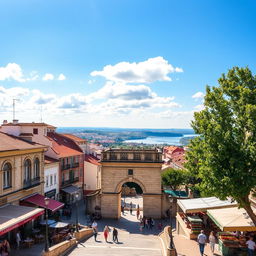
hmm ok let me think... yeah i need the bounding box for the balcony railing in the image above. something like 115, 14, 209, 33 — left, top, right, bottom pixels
71, 162, 79, 168
23, 177, 40, 189
61, 177, 79, 186
62, 164, 70, 170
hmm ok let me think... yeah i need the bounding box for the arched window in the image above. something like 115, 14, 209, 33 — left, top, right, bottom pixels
3, 163, 12, 189
24, 159, 31, 181
34, 158, 40, 178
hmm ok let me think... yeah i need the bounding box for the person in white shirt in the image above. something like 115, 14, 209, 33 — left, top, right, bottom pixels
209, 231, 216, 254
197, 230, 207, 256
16, 231, 21, 249
246, 236, 256, 256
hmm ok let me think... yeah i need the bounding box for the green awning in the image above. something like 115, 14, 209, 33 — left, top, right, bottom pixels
164, 190, 188, 198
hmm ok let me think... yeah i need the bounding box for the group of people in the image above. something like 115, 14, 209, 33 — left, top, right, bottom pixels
197, 230, 216, 256
91, 221, 119, 243
198, 230, 256, 256
121, 201, 138, 216
139, 216, 155, 231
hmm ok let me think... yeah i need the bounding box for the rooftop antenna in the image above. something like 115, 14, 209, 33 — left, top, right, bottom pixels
12, 98, 19, 121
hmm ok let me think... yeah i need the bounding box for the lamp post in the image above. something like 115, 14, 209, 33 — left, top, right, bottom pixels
169, 197, 174, 249
44, 197, 50, 252
75, 192, 79, 232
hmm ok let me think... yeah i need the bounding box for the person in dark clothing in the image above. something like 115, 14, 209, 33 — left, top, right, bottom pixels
113, 228, 119, 243
93, 228, 98, 241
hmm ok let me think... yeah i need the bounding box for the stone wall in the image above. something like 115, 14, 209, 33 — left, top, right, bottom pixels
159, 226, 177, 256
42, 238, 77, 256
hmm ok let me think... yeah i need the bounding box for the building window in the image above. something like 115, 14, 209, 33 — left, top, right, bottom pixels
50, 175, 53, 186
3, 163, 12, 189
110, 153, 117, 160
24, 159, 32, 181
145, 153, 152, 161
46, 176, 49, 187
134, 153, 141, 160
128, 169, 133, 176
120, 152, 128, 160
33, 128, 38, 134
34, 158, 40, 178
54, 174, 57, 184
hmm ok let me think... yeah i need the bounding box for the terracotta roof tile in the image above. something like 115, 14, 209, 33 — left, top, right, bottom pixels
47, 132, 83, 158
0, 132, 46, 152
44, 156, 59, 164
62, 133, 87, 143
2, 122, 55, 128
84, 154, 101, 166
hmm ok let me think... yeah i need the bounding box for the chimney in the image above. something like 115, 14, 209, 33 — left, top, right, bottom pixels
13, 119, 19, 124
3, 120, 7, 125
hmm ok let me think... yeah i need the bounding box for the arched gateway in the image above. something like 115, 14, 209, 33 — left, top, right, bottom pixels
100, 148, 163, 219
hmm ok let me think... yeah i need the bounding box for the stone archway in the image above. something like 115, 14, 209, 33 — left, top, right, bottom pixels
100, 148, 163, 219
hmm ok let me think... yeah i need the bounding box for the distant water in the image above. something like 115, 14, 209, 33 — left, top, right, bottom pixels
124, 134, 197, 146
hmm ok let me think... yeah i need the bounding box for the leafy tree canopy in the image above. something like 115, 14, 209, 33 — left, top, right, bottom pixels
161, 168, 189, 191
186, 67, 256, 224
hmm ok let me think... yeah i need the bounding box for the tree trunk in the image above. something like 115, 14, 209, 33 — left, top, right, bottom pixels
242, 195, 256, 226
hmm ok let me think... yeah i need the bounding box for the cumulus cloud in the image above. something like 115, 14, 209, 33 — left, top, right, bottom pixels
90, 56, 183, 84
0, 63, 26, 82
194, 104, 205, 111
42, 73, 54, 81
58, 74, 66, 80
192, 91, 204, 100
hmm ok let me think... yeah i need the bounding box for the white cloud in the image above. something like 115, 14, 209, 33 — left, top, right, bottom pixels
192, 91, 204, 100
90, 56, 183, 84
0, 63, 25, 82
58, 74, 66, 81
42, 73, 54, 81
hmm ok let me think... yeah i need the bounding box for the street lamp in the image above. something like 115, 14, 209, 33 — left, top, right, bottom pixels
44, 197, 50, 252
75, 192, 79, 232
169, 197, 174, 249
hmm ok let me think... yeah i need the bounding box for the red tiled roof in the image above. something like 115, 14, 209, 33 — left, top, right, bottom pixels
164, 146, 184, 155
47, 132, 83, 158
44, 156, 59, 164
2, 122, 55, 128
0, 132, 47, 152
84, 154, 101, 166
62, 133, 87, 143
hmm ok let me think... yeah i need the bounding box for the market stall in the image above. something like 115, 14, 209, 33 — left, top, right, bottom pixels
176, 197, 237, 239
207, 207, 256, 256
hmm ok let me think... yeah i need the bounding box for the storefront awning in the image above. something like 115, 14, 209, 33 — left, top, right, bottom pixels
164, 190, 188, 198
49, 221, 69, 229
207, 208, 256, 232
61, 185, 80, 194
22, 194, 64, 212
177, 197, 237, 213
0, 205, 44, 236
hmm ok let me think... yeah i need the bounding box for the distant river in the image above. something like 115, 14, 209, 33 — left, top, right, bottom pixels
124, 134, 196, 146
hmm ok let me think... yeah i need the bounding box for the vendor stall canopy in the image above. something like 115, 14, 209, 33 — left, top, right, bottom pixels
177, 197, 237, 213
207, 208, 256, 232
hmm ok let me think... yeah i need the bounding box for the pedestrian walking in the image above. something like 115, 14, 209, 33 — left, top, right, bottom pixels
16, 231, 21, 249
209, 231, 216, 254
112, 228, 119, 243
145, 218, 149, 229
130, 201, 133, 215
136, 205, 140, 219
139, 221, 144, 232
246, 236, 256, 256
93, 227, 98, 241
197, 230, 207, 256
103, 226, 110, 242
2, 239, 10, 256
92, 220, 98, 230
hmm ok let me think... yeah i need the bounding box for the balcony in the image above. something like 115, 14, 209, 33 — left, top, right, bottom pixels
61, 177, 79, 187
61, 164, 70, 170
23, 177, 40, 189
71, 162, 79, 168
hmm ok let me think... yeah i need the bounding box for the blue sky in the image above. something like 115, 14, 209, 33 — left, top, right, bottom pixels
0, 0, 255, 128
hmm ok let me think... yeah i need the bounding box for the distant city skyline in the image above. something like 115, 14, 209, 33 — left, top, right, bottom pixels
0, 0, 255, 128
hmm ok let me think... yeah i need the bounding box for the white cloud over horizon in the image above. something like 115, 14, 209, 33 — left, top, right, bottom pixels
58, 74, 66, 80
91, 56, 183, 84
0, 63, 26, 82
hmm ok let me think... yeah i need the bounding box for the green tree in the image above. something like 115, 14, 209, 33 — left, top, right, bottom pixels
186, 67, 256, 224
161, 168, 189, 191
